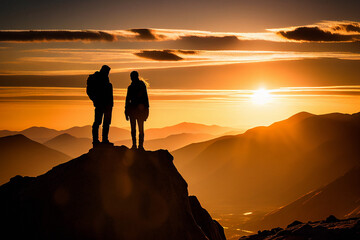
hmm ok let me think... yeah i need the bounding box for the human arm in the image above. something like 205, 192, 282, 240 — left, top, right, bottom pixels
125, 87, 130, 121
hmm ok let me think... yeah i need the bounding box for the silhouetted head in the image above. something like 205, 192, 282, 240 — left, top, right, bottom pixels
100, 65, 111, 76
130, 71, 139, 82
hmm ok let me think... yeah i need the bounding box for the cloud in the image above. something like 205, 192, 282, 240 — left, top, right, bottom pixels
0, 30, 118, 42
178, 35, 241, 49
134, 50, 183, 61
278, 27, 355, 42
333, 23, 360, 33
176, 50, 198, 54
128, 29, 159, 40
276, 21, 360, 42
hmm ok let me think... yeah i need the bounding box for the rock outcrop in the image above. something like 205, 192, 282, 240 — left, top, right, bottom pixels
240, 216, 360, 240
0, 145, 225, 240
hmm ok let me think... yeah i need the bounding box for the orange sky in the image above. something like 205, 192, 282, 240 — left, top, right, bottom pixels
1, 86, 360, 131
1, 1, 360, 131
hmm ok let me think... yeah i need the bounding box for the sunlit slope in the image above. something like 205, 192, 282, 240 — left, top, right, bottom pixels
173, 112, 360, 209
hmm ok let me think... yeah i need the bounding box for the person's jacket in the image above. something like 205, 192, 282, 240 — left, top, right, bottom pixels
125, 80, 149, 110
87, 71, 113, 108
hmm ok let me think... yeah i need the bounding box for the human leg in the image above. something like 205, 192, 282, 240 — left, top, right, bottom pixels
102, 106, 112, 143
138, 119, 144, 150
130, 116, 137, 149
92, 107, 103, 146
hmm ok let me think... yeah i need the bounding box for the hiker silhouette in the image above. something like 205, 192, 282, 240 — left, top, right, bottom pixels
86, 65, 113, 147
125, 71, 149, 150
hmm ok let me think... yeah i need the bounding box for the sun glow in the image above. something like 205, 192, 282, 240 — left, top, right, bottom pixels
251, 88, 272, 105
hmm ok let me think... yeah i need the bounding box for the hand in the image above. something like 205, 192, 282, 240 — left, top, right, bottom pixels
125, 109, 129, 121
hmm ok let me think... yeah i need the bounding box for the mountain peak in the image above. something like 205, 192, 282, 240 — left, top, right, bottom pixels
46, 133, 76, 142
0, 133, 29, 141
0, 146, 225, 240
287, 111, 314, 122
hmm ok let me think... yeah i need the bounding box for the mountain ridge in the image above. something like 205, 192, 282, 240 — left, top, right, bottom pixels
173, 111, 360, 210
0, 134, 71, 184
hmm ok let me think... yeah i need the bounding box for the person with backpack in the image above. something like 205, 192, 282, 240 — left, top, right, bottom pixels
125, 71, 149, 150
86, 65, 113, 147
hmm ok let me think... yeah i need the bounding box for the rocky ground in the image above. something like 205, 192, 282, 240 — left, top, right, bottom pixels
240, 215, 360, 240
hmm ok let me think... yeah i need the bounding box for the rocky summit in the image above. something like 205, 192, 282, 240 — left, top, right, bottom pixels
0, 145, 225, 240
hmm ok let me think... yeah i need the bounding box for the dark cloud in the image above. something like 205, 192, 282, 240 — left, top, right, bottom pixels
176, 50, 198, 54
335, 24, 360, 33
134, 50, 183, 61
178, 35, 240, 50
344, 24, 360, 33
332, 23, 360, 33
129, 29, 158, 40
0, 30, 117, 42
278, 27, 356, 42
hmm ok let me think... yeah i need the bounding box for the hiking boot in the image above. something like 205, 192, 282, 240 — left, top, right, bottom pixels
131, 144, 137, 150
138, 145, 145, 151
92, 140, 100, 148
102, 139, 114, 146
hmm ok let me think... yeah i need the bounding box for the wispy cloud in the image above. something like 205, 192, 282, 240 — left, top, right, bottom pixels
2, 49, 360, 75
1, 86, 360, 103
134, 50, 184, 61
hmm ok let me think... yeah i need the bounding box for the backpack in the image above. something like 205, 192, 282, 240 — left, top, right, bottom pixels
86, 73, 97, 101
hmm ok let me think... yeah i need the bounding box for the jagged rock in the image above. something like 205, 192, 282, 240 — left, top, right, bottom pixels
0, 146, 224, 240
287, 220, 303, 228
325, 215, 339, 223
240, 216, 360, 240
292, 223, 313, 235
270, 227, 283, 234
189, 196, 226, 240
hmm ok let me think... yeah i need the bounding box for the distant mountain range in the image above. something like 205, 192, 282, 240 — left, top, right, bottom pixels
173, 112, 360, 213
0, 122, 236, 184
44, 133, 92, 158
2, 112, 360, 237
115, 132, 216, 152
0, 122, 238, 143
0, 134, 70, 184
0, 126, 129, 143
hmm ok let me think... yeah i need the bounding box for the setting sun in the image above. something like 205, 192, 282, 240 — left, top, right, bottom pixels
251, 88, 272, 105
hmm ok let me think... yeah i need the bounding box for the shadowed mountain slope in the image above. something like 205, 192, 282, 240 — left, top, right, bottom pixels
173, 112, 360, 210
259, 167, 360, 229
44, 133, 92, 157
0, 146, 225, 240
0, 134, 70, 184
